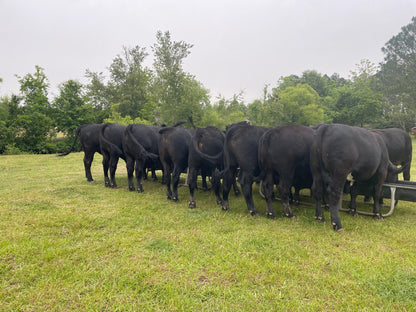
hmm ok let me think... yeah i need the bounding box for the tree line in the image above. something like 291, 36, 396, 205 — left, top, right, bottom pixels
1, 17, 416, 154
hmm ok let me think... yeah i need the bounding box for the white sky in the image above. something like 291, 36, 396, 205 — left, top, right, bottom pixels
0, 0, 415, 103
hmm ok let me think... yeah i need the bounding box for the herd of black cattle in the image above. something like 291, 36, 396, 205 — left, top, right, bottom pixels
59, 121, 413, 231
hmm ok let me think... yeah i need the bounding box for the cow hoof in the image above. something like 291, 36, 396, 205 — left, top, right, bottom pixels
348, 209, 357, 216
332, 223, 343, 231
266, 212, 276, 219
284, 213, 294, 218
188, 201, 196, 209
172, 196, 179, 202
221, 207, 229, 212
249, 210, 257, 216
137, 189, 144, 193
315, 216, 325, 223
374, 213, 383, 220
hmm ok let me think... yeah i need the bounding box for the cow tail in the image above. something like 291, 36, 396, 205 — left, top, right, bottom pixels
57, 126, 82, 156
126, 124, 150, 157
191, 128, 223, 167
257, 129, 272, 182
388, 160, 406, 174
310, 124, 327, 200
101, 123, 124, 157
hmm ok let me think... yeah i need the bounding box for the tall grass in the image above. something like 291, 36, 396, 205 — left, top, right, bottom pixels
0, 141, 416, 311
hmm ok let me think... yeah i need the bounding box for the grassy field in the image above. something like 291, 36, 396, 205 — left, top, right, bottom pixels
1, 140, 416, 311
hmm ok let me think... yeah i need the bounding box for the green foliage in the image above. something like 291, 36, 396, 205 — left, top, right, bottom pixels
108, 46, 153, 120
279, 84, 324, 125
152, 31, 208, 126
14, 66, 53, 153
2, 21, 416, 153
379, 16, 416, 130
104, 103, 153, 126
334, 60, 385, 127
201, 93, 247, 129
52, 80, 95, 134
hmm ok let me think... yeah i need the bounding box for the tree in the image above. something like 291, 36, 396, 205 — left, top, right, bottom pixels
108, 45, 153, 120
202, 93, 247, 129
247, 85, 283, 127
15, 66, 53, 153
84, 46, 153, 123
152, 31, 208, 126
52, 80, 95, 137
278, 84, 325, 125
334, 60, 385, 127
379, 16, 416, 130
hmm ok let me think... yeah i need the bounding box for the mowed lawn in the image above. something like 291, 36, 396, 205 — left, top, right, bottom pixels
1, 139, 416, 311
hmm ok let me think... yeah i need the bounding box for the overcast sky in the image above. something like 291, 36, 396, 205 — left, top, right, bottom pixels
1, 0, 415, 103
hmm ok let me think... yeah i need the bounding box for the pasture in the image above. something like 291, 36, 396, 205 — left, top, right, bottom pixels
1, 141, 416, 311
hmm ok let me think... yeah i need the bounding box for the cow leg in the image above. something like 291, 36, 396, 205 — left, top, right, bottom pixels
211, 169, 222, 205
163, 167, 172, 200
151, 167, 158, 182
126, 157, 135, 191
171, 166, 182, 202
403, 164, 411, 181
135, 161, 145, 193
348, 182, 359, 216
109, 155, 119, 188
372, 182, 385, 219
311, 175, 325, 222
327, 182, 344, 231
232, 180, 240, 196
188, 167, 198, 208
277, 179, 294, 218
84, 151, 95, 182
263, 172, 276, 219
221, 168, 236, 211
102, 153, 111, 187
201, 172, 208, 191
239, 172, 257, 216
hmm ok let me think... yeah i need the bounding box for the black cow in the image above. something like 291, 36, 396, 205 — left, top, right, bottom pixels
122, 124, 159, 192
371, 128, 412, 181
346, 128, 412, 205
258, 125, 314, 219
188, 126, 226, 208
310, 124, 403, 231
99, 123, 127, 188
58, 124, 103, 182
213, 123, 269, 215
158, 126, 193, 202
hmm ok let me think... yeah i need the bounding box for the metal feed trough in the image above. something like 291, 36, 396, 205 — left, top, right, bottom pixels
339, 180, 416, 217
259, 180, 416, 218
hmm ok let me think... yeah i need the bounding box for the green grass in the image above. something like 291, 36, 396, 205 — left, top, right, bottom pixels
1, 141, 416, 311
